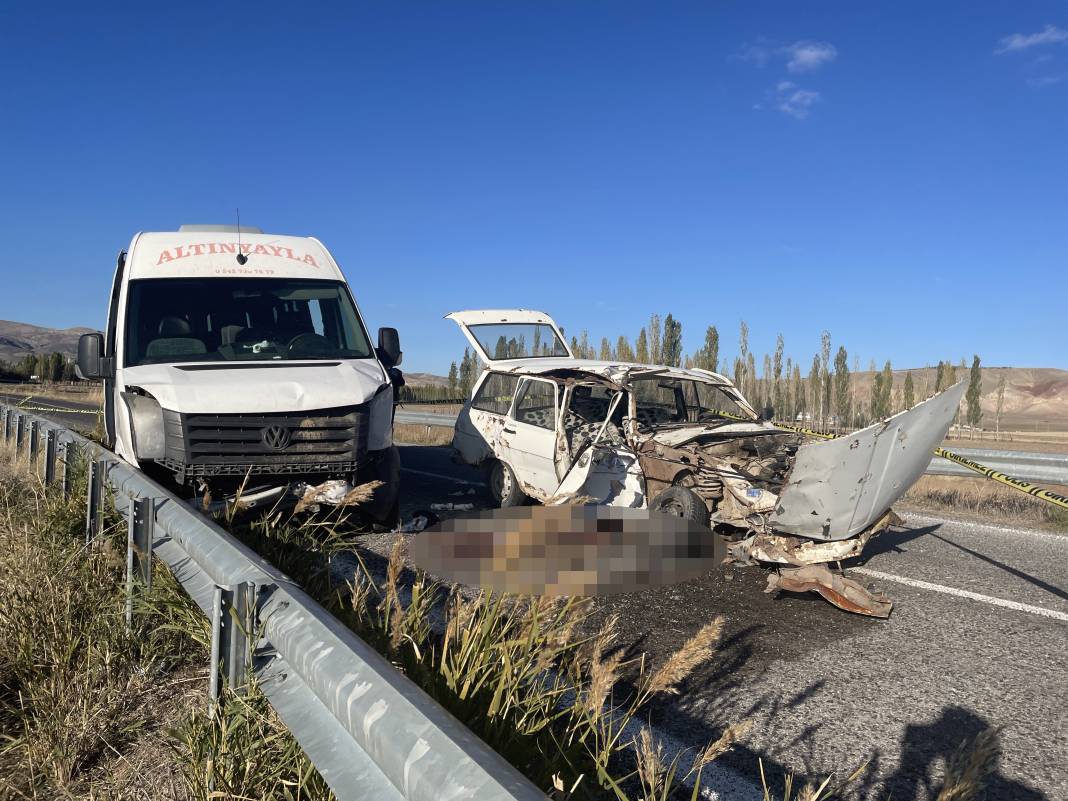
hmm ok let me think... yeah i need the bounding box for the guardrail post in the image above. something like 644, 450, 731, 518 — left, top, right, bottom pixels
209, 582, 255, 703
14, 414, 24, 456
43, 429, 56, 485
28, 421, 38, 468
61, 440, 74, 500
126, 497, 155, 629
1, 409, 9, 441
85, 459, 104, 545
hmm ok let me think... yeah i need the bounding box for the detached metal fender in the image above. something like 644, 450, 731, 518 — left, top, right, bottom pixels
770, 381, 967, 541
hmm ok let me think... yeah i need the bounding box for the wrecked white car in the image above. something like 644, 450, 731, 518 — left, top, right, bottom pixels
447, 309, 967, 617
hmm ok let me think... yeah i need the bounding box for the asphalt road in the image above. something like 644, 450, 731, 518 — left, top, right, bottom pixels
0, 392, 100, 432
392, 446, 1067, 801
8, 396, 1065, 800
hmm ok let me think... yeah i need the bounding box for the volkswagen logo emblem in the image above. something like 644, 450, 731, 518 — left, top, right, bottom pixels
261, 424, 291, 450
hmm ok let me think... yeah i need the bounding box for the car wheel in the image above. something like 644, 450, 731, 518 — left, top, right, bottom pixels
488, 460, 526, 507
649, 486, 711, 528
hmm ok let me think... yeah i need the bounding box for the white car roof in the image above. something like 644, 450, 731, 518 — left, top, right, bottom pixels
481, 357, 734, 386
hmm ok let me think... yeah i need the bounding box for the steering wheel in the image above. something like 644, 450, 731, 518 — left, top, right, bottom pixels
286, 332, 334, 357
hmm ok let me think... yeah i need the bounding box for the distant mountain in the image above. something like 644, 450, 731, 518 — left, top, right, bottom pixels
0, 320, 96, 362
403, 372, 450, 388
843, 366, 1068, 429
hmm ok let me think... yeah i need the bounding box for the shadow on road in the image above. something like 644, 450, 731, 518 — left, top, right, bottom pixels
857, 523, 942, 561
929, 532, 1068, 603
884, 705, 1045, 801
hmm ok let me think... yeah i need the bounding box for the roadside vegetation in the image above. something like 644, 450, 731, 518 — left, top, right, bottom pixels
441, 314, 995, 435
0, 450, 198, 799
393, 421, 455, 446
0, 444, 329, 801
904, 475, 1068, 531
0, 432, 1004, 800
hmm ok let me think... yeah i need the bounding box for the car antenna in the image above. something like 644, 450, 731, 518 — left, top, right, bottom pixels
235, 207, 248, 265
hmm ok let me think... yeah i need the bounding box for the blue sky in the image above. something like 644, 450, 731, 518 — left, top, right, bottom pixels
1, 2, 1065, 374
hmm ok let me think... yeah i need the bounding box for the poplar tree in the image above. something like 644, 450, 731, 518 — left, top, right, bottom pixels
808, 355, 820, 423
635, 329, 649, 363
819, 331, 831, 425
903, 371, 915, 410
459, 348, 477, 395
791, 364, 803, 420
738, 321, 750, 396
700, 325, 719, 373
599, 337, 612, 360
648, 314, 662, 364
578, 330, 591, 359
662, 314, 683, 366
447, 362, 458, 395
879, 360, 893, 418
967, 355, 983, 428
762, 353, 773, 409
616, 335, 634, 362
834, 346, 850, 426
773, 334, 785, 417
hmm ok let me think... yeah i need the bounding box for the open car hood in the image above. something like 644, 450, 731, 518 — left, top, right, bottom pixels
445, 309, 574, 363
770, 381, 967, 541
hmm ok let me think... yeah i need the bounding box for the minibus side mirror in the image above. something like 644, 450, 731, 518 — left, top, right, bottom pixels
377, 327, 402, 368
76, 333, 114, 380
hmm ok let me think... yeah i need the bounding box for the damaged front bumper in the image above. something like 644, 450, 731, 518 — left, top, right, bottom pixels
197, 446, 401, 527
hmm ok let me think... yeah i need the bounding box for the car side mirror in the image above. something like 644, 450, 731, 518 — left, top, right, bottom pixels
377, 327, 402, 368
76, 333, 113, 380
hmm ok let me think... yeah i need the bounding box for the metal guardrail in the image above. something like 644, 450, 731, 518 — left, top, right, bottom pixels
395, 410, 1068, 486
0, 402, 544, 801
926, 448, 1068, 485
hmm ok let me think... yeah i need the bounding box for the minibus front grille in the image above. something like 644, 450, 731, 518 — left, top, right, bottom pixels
160, 405, 369, 479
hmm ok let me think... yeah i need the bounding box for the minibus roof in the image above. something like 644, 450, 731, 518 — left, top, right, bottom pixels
126, 230, 345, 281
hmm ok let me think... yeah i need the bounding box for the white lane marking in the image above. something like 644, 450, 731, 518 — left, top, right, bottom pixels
904, 512, 1068, 544
400, 467, 484, 487
853, 567, 1068, 622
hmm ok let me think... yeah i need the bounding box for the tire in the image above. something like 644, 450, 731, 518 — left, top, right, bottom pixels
649, 486, 711, 528
488, 460, 526, 507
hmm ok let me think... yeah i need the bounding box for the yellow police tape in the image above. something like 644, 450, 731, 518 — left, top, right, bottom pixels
932, 447, 1068, 511
14, 402, 99, 415
769, 420, 1068, 511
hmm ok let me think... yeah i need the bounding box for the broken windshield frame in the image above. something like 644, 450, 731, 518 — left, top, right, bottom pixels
629, 376, 756, 428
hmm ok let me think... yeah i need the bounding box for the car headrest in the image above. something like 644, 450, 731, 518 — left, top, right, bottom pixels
158, 317, 191, 336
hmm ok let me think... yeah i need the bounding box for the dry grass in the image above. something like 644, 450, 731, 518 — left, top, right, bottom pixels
942, 435, 1068, 454
393, 422, 455, 446
221, 512, 746, 799
0, 450, 202, 800
175, 679, 333, 801
903, 475, 1068, 531
935, 727, 1001, 801
0, 438, 334, 800
3, 383, 103, 406
396, 402, 464, 416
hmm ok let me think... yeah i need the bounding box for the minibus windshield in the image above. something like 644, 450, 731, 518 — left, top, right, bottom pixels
124, 278, 374, 366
